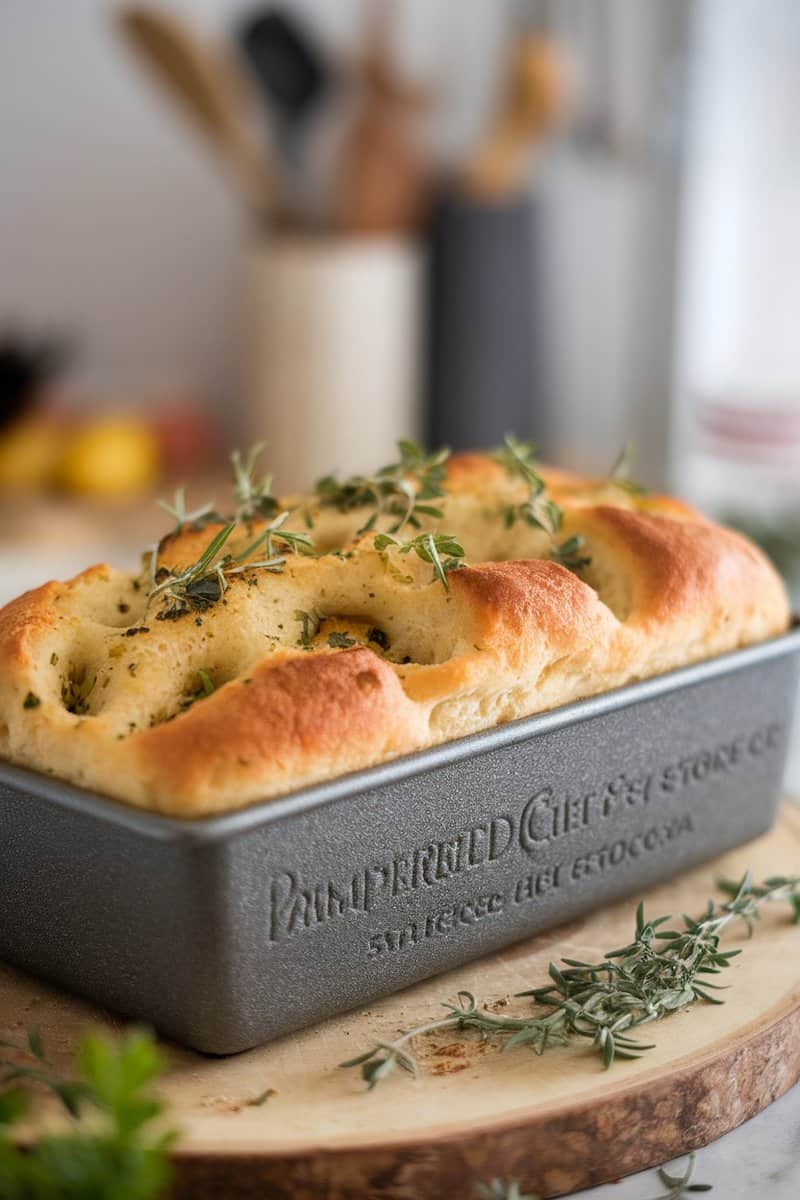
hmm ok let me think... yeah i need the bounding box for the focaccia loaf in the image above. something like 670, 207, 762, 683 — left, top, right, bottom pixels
0, 451, 789, 816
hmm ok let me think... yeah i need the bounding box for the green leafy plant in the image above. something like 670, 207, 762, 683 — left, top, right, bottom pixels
341, 871, 800, 1088
0, 1029, 174, 1200
374, 531, 465, 591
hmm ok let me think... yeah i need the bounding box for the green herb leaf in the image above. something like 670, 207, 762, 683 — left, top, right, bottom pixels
374, 531, 465, 590
231, 443, 280, 522
649, 1153, 712, 1199
328, 632, 356, 649
609, 441, 647, 495
157, 485, 217, 531
22, 692, 41, 710
492, 435, 563, 535
550, 535, 591, 572
315, 440, 450, 536
295, 609, 322, 647
0, 1028, 174, 1199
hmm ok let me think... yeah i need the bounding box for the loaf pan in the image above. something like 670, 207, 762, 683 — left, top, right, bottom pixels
1, 627, 799, 1054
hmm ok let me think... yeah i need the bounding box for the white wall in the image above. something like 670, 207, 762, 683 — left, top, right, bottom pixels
0, 0, 506, 431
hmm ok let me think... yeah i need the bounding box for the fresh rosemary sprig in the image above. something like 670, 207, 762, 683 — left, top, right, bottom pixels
157, 486, 217, 532
235, 509, 314, 562
648, 1153, 712, 1199
609, 441, 646, 495
341, 871, 800, 1089
315, 440, 450, 535
231, 442, 280, 522
149, 509, 313, 620
149, 521, 238, 619
493, 435, 563, 536
374, 531, 465, 590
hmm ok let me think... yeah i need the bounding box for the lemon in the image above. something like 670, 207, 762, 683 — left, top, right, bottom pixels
0, 416, 64, 490
60, 417, 160, 498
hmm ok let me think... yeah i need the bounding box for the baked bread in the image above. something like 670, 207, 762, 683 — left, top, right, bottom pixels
0, 442, 789, 817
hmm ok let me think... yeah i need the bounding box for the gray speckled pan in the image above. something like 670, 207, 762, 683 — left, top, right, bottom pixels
1, 628, 799, 1054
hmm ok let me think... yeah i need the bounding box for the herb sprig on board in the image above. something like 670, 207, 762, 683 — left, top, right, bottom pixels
341, 871, 800, 1089
472, 1154, 712, 1200
648, 1153, 712, 1199
0, 1029, 174, 1199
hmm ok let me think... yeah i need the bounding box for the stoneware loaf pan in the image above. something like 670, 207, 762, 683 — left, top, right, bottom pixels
1, 627, 799, 1054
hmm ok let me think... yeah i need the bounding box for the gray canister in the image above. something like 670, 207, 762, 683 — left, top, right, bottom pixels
426, 193, 538, 451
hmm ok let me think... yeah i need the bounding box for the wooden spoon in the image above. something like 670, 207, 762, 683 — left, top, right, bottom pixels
331, 0, 434, 235
118, 6, 280, 221
463, 31, 566, 202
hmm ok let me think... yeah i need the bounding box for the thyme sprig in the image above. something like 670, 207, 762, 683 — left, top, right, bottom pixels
231, 443, 281, 522
374, 531, 465, 591
648, 1153, 712, 1199
493, 435, 563, 537
235, 510, 314, 562
609, 441, 646, 495
341, 871, 800, 1089
157, 486, 217, 532
149, 521, 238, 619
315, 440, 450, 536
148, 510, 314, 620
550, 535, 591, 572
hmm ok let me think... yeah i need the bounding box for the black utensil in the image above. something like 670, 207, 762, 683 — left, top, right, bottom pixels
237, 7, 328, 168
0, 333, 72, 431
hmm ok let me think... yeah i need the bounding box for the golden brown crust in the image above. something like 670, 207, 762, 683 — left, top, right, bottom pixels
0, 452, 789, 817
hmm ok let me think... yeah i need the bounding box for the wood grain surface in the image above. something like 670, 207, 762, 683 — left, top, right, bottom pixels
3, 805, 800, 1199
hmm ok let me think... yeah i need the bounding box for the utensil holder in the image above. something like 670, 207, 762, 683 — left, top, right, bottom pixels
245, 234, 423, 492
425, 193, 539, 451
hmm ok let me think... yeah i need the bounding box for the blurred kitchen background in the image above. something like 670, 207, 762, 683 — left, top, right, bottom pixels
1, 0, 799, 775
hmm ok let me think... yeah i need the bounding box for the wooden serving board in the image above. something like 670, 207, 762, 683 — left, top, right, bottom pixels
3, 805, 800, 1199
